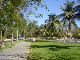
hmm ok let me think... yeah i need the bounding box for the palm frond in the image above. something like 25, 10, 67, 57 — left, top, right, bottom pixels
59, 6, 65, 11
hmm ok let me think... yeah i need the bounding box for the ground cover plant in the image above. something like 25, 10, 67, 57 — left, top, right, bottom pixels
28, 39, 80, 60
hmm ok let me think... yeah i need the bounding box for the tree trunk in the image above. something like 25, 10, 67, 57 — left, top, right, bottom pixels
17, 29, 18, 42
30, 30, 32, 39
11, 32, 13, 44
1, 30, 5, 48
52, 32, 53, 40
62, 36, 65, 43
67, 25, 68, 37
70, 30, 71, 40
24, 30, 25, 40
68, 20, 71, 40
19, 33, 20, 38
1, 31, 2, 41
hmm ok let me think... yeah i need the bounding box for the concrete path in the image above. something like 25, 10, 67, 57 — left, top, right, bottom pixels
56, 39, 80, 44
0, 41, 31, 60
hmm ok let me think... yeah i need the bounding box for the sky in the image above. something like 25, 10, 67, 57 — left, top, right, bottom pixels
24, 0, 80, 27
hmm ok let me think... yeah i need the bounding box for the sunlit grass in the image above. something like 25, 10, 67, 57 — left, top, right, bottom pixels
28, 40, 80, 60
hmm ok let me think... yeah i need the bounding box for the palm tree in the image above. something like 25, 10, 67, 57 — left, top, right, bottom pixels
59, 1, 77, 40
45, 13, 59, 39
39, 24, 44, 37
73, 4, 80, 20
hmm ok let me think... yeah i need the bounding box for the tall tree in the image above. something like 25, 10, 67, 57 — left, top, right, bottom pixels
45, 13, 59, 39
27, 20, 38, 39
59, 1, 78, 40
8, 23, 16, 44
0, 0, 43, 47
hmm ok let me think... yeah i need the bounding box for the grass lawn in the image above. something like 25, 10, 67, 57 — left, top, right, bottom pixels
28, 39, 80, 60
0, 39, 32, 51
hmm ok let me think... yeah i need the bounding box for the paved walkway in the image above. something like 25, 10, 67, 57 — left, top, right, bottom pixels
0, 41, 31, 60
56, 39, 80, 44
